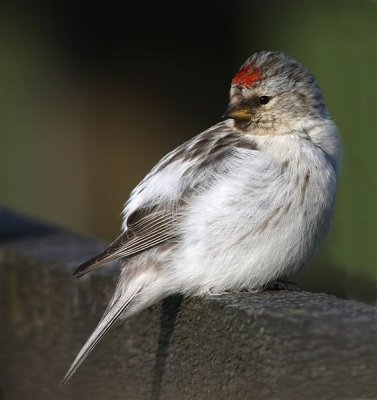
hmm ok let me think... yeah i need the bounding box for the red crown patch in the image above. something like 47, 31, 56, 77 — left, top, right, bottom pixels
232, 65, 262, 88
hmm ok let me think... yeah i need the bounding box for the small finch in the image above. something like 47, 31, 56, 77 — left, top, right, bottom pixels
63, 51, 341, 382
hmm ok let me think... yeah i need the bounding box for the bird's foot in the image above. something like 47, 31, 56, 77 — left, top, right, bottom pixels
265, 279, 302, 291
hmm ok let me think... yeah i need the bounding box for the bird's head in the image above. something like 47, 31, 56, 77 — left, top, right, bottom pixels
223, 51, 330, 135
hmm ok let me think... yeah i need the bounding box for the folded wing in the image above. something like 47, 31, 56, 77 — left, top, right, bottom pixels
73, 208, 179, 277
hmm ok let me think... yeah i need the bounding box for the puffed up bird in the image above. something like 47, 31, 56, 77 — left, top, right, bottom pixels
63, 51, 341, 383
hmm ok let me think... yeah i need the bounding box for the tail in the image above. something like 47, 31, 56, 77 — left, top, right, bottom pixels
62, 271, 155, 384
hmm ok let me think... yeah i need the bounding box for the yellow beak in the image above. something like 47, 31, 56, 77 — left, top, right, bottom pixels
222, 102, 252, 121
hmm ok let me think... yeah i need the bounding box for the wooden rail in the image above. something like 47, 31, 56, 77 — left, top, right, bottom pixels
0, 207, 376, 400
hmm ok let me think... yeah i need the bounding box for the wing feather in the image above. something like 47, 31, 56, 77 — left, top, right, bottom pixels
73, 123, 254, 278
73, 211, 178, 277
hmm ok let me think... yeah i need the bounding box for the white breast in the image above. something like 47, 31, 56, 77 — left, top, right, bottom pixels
171, 133, 338, 295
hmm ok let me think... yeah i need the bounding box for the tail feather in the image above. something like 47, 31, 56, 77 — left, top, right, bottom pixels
62, 287, 140, 384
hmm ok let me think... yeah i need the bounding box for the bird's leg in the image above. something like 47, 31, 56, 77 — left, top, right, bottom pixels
207, 281, 302, 296
265, 279, 302, 291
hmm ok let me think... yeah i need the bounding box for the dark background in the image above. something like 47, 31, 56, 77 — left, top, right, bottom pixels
0, 0, 376, 302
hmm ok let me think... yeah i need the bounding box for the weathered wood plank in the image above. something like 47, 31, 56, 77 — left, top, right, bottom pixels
0, 207, 376, 400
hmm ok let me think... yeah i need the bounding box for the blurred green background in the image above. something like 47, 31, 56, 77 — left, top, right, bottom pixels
0, 0, 376, 302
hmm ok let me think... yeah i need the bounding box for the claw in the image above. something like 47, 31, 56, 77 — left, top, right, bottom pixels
265, 280, 302, 291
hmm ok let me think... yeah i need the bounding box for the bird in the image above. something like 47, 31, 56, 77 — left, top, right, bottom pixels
63, 51, 341, 383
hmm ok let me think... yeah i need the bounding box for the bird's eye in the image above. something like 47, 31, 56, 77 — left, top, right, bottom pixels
259, 96, 270, 105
